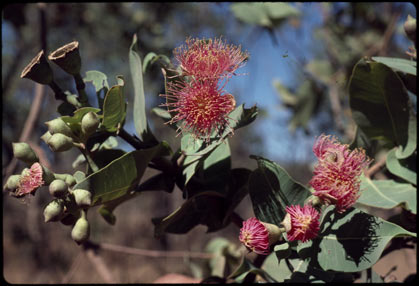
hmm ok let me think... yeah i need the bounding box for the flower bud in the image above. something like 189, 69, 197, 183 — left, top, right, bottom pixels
44, 199, 65, 222
71, 215, 90, 244
45, 118, 74, 137
404, 15, 416, 43
49, 179, 68, 198
81, 112, 100, 136
12, 142, 39, 165
48, 41, 81, 76
3, 175, 21, 192
304, 195, 323, 208
20, 50, 54, 85
65, 175, 76, 187
40, 131, 52, 144
72, 189, 92, 207
47, 133, 74, 152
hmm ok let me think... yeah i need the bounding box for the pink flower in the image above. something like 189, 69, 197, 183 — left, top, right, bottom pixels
309, 135, 371, 213
239, 217, 271, 255
284, 205, 320, 243
16, 162, 44, 197
173, 37, 248, 80
161, 79, 236, 142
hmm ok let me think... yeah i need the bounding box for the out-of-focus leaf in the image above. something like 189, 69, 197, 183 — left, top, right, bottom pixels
372, 57, 417, 76
304, 59, 334, 85
248, 155, 311, 226
272, 79, 298, 106
297, 206, 416, 272
101, 76, 126, 132
129, 34, 158, 145
386, 148, 417, 185
348, 59, 410, 148
230, 2, 299, 28
358, 177, 416, 214
72, 142, 170, 206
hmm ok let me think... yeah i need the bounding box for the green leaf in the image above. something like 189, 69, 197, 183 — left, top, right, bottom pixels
101, 76, 126, 132
386, 148, 417, 185
72, 143, 170, 206
371, 57, 417, 76
248, 156, 312, 226
358, 177, 416, 214
395, 113, 417, 159
180, 104, 258, 166
136, 172, 175, 193
84, 70, 109, 109
348, 59, 410, 147
129, 34, 157, 145
152, 191, 226, 237
228, 256, 278, 283
61, 107, 101, 137
297, 206, 416, 272
143, 52, 170, 73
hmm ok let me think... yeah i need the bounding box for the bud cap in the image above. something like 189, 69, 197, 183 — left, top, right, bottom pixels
12, 142, 39, 164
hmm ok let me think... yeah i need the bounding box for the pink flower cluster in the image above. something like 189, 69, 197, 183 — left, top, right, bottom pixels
239, 217, 271, 255
16, 162, 44, 197
309, 134, 371, 213
161, 37, 248, 142
238, 135, 370, 253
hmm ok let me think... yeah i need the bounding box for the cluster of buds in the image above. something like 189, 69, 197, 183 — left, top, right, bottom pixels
4, 139, 93, 245
160, 37, 249, 142
239, 134, 370, 255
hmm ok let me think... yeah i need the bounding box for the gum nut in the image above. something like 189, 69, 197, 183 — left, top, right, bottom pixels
49, 179, 68, 197
81, 112, 100, 135
71, 217, 90, 244
45, 118, 73, 137
44, 199, 64, 222
47, 133, 74, 152
73, 189, 92, 207
12, 142, 39, 164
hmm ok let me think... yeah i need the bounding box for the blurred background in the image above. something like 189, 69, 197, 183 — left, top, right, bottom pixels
2, 2, 416, 283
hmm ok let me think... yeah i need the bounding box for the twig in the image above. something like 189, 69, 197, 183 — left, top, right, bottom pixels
4, 84, 45, 179
61, 252, 83, 283
83, 246, 117, 283
99, 242, 215, 259
365, 154, 386, 179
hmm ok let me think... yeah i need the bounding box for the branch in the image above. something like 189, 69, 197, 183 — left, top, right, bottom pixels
85, 240, 214, 259
365, 154, 386, 179
83, 246, 118, 283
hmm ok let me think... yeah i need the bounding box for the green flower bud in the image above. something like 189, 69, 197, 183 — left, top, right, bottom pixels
49, 179, 68, 198
44, 199, 65, 222
72, 189, 92, 207
20, 50, 54, 85
48, 41, 81, 76
71, 215, 90, 244
47, 133, 74, 152
65, 175, 77, 187
12, 142, 39, 164
3, 175, 21, 192
404, 15, 416, 43
81, 112, 100, 136
45, 118, 74, 137
40, 131, 52, 144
